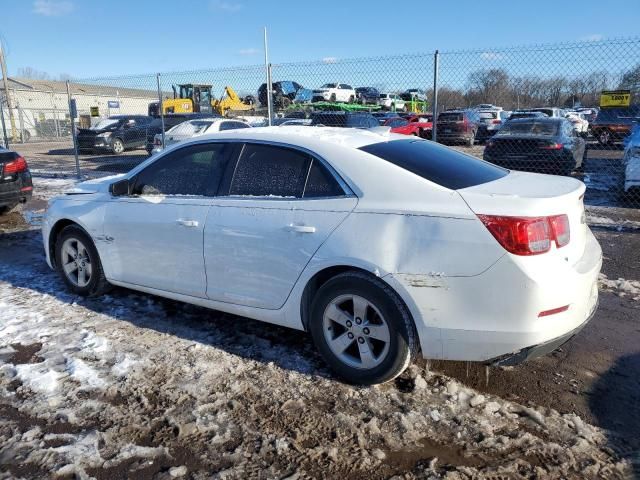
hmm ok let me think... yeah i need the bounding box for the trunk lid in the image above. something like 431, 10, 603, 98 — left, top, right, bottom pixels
458, 170, 587, 265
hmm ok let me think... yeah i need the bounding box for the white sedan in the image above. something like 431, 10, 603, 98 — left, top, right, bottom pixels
42, 127, 602, 384
152, 117, 250, 153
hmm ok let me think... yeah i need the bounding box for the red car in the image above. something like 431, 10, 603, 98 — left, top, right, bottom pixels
384, 114, 433, 139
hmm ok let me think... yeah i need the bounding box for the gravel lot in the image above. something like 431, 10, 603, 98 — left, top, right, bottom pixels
0, 177, 638, 479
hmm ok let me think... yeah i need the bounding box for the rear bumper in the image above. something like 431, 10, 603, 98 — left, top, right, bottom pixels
0, 172, 33, 207
386, 228, 602, 362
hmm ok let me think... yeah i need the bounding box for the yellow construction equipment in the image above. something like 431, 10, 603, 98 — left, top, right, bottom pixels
148, 84, 214, 116
212, 86, 255, 115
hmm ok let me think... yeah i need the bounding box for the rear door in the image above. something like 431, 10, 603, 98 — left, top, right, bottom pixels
204, 142, 357, 309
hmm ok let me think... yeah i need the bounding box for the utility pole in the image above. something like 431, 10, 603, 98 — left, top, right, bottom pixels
0, 41, 17, 143
263, 27, 273, 126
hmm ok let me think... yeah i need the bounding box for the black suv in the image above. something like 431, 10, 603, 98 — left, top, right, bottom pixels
258, 81, 309, 109
355, 87, 380, 104
435, 109, 481, 146
145, 113, 218, 154
77, 115, 153, 155
310, 111, 380, 128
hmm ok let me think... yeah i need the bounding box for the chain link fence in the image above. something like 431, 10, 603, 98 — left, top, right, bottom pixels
2, 37, 639, 208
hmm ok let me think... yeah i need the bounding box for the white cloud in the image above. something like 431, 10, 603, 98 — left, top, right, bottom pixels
211, 0, 243, 12
239, 48, 259, 56
479, 51, 503, 61
33, 0, 73, 16
581, 34, 604, 42
322, 56, 338, 64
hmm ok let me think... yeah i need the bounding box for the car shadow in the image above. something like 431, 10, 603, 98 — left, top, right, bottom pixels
0, 229, 332, 381
589, 353, 640, 478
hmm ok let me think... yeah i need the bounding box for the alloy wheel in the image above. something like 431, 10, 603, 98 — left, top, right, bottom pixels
60, 237, 92, 287
322, 294, 391, 370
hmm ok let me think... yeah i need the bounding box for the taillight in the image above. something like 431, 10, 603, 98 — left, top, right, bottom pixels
3, 156, 28, 175
539, 142, 563, 150
548, 214, 570, 247
477, 214, 571, 256
491, 119, 501, 124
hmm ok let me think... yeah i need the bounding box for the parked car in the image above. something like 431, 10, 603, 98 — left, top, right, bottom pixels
473, 104, 502, 111
590, 106, 640, 145
77, 115, 153, 155
401, 89, 428, 102
622, 124, 640, 193
508, 111, 548, 120
372, 111, 400, 125
146, 113, 216, 154
258, 81, 312, 108
355, 87, 380, 105
475, 110, 504, 142
312, 83, 356, 103
401, 114, 433, 138
564, 111, 589, 136
310, 111, 379, 128
575, 107, 599, 124
0, 146, 32, 215
483, 118, 586, 176
435, 109, 481, 146
529, 107, 565, 118
378, 93, 406, 111
152, 118, 250, 153
383, 117, 423, 136
43, 127, 602, 384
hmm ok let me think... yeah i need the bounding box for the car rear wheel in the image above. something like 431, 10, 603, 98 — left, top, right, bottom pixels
56, 225, 111, 297
0, 203, 18, 216
330, 94, 337, 103
309, 271, 418, 385
112, 138, 125, 154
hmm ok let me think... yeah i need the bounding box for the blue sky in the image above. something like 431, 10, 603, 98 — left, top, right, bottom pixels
0, 0, 639, 81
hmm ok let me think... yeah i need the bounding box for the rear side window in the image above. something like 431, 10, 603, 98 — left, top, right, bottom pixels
304, 159, 344, 198
230, 144, 310, 197
359, 139, 508, 190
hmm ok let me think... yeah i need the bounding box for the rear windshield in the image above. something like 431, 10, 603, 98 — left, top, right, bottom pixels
438, 113, 462, 122
497, 121, 559, 136
531, 109, 553, 117
479, 111, 498, 119
359, 139, 508, 190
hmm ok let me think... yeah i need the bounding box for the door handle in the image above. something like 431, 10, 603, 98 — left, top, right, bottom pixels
176, 219, 199, 228
286, 224, 316, 234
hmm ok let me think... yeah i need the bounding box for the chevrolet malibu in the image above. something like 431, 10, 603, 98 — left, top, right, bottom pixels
43, 127, 602, 385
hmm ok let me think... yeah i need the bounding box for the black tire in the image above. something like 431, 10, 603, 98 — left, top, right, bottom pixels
330, 93, 337, 103
55, 225, 111, 297
309, 271, 418, 385
598, 130, 611, 146
0, 203, 19, 216
348, 95, 355, 104
112, 138, 125, 155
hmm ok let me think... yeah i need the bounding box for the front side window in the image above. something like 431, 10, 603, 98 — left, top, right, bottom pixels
132, 143, 231, 196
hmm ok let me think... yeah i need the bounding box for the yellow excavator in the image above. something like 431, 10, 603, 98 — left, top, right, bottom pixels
148, 84, 254, 116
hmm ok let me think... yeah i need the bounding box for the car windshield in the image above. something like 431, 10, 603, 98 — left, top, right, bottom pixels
496, 121, 559, 136
321, 83, 337, 88
168, 120, 215, 136
91, 119, 119, 130
438, 113, 463, 122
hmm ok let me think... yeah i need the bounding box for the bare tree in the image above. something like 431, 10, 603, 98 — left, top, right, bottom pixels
16, 67, 51, 80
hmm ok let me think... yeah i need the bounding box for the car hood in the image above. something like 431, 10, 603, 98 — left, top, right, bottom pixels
64, 174, 125, 194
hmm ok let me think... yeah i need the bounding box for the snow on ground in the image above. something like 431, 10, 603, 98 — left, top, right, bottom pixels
0, 233, 632, 478
599, 273, 640, 301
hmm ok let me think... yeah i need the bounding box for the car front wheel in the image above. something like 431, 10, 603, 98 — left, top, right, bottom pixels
309, 271, 418, 385
56, 225, 111, 297
112, 138, 125, 154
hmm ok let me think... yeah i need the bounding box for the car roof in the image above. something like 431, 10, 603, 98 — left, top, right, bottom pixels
191, 126, 399, 150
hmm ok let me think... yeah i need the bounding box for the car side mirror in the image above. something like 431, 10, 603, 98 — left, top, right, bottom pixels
110, 178, 131, 196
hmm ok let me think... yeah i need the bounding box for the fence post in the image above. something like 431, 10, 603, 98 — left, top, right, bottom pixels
264, 27, 273, 126
18, 106, 25, 143
66, 80, 81, 179
432, 50, 439, 143
156, 73, 165, 149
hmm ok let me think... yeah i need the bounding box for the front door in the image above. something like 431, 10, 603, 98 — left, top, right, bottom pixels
102, 142, 234, 297
204, 143, 357, 309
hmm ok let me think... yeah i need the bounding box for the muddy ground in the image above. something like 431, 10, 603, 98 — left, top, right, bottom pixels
0, 181, 638, 479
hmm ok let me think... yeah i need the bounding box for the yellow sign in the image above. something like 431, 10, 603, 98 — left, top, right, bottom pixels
90, 106, 100, 117
600, 90, 631, 108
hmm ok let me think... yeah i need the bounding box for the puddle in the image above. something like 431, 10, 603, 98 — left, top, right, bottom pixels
386, 435, 487, 470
